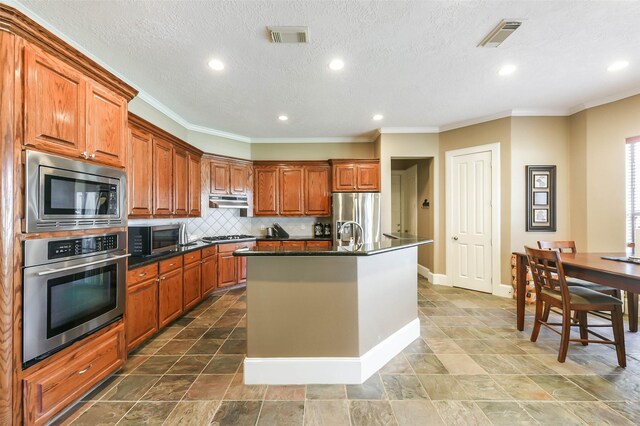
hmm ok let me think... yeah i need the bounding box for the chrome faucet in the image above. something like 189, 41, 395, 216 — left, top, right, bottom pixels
338, 221, 364, 246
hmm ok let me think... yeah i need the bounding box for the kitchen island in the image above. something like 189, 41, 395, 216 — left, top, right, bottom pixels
234, 235, 432, 385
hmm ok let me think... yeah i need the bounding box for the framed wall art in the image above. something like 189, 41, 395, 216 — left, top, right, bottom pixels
526, 165, 556, 232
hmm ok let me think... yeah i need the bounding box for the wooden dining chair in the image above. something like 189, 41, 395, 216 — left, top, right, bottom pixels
526, 246, 626, 367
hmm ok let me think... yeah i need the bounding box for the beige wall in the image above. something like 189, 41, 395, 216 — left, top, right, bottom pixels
568, 111, 589, 250
187, 130, 251, 159
128, 97, 189, 141
439, 118, 511, 283
250, 142, 375, 161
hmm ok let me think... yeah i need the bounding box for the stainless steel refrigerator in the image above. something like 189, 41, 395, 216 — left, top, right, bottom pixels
333, 193, 381, 245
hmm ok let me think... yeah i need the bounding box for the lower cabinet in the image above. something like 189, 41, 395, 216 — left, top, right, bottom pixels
183, 261, 202, 311
281, 240, 306, 250
257, 239, 332, 250
126, 277, 158, 352
217, 252, 237, 288
305, 240, 332, 249
201, 253, 217, 296
23, 323, 125, 426
158, 268, 183, 328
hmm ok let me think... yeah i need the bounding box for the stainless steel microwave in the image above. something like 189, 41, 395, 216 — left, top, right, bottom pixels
128, 225, 180, 256
25, 150, 126, 232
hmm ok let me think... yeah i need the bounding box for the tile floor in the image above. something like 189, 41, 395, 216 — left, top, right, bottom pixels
55, 277, 640, 425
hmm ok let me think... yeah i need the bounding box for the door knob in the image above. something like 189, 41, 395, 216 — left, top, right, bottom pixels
452, 236, 458, 240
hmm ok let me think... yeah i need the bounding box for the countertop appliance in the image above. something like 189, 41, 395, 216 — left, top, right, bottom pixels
25, 150, 126, 232
333, 193, 381, 245
201, 234, 256, 242
22, 231, 128, 366
128, 225, 180, 256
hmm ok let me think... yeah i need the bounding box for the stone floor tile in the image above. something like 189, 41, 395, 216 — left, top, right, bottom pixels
491, 375, 553, 401
155, 339, 197, 356
202, 354, 244, 374
435, 354, 486, 375
303, 400, 350, 426
256, 401, 304, 426
117, 401, 177, 425
528, 375, 597, 401
140, 375, 196, 401
210, 400, 262, 426
162, 401, 220, 426
217, 339, 247, 354
417, 375, 468, 400
186, 339, 224, 355
69, 401, 134, 426
264, 385, 306, 401
184, 374, 234, 401
453, 339, 493, 354
129, 356, 179, 375
102, 375, 160, 401
469, 354, 521, 374
306, 384, 347, 400
223, 373, 267, 400
566, 375, 629, 401
166, 355, 212, 375
346, 374, 387, 400
432, 400, 491, 426
402, 337, 433, 354
454, 375, 511, 401
202, 327, 235, 340
173, 327, 208, 340
475, 401, 537, 425
404, 353, 449, 374
502, 355, 558, 375
381, 375, 429, 400
605, 401, 640, 423
426, 338, 465, 354
562, 401, 636, 425
117, 356, 149, 375
391, 400, 444, 426
379, 353, 414, 374
519, 401, 585, 425
348, 400, 397, 426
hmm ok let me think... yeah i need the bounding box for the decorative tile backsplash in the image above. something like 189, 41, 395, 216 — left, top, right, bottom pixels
129, 208, 330, 239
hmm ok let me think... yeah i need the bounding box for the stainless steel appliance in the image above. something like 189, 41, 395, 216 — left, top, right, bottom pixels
333, 193, 381, 245
22, 232, 128, 365
209, 194, 250, 209
25, 150, 126, 232
128, 225, 180, 256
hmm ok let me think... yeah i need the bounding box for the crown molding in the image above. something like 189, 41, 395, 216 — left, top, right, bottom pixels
439, 111, 513, 132
250, 136, 374, 144
379, 127, 440, 134
511, 108, 569, 116
567, 87, 640, 116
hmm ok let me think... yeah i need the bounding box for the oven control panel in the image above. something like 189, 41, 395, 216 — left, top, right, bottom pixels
48, 234, 119, 260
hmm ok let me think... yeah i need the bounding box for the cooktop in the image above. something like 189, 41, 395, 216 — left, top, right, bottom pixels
201, 235, 255, 242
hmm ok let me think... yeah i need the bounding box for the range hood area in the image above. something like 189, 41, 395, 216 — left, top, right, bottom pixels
209, 194, 249, 209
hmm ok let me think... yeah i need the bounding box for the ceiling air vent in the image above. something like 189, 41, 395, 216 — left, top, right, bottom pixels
268, 26, 309, 43
478, 20, 521, 48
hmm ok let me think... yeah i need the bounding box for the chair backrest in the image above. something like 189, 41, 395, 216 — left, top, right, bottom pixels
525, 246, 571, 308
537, 240, 577, 253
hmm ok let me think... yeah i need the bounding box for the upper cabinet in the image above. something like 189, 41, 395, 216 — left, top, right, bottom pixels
210, 160, 230, 194
23, 43, 127, 168
230, 163, 251, 195
128, 114, 203, 218
210, 159, 251, 196
254, 162, 331, 217
330, 159, 380, 192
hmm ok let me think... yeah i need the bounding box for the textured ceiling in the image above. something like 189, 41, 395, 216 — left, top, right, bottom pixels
14, 0, 640, 140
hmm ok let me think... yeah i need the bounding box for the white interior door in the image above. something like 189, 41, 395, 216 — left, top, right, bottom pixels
391, 174, 402, 233
402, 165, 418, 234
450, 150, 492, 293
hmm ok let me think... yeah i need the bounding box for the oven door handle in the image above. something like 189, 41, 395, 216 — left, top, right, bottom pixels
37, 254, 131, 276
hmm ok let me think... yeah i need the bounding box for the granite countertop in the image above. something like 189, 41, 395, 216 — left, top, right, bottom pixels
256, 236, 332, 241
128, 237, 257, 269
235, 235, 433, 257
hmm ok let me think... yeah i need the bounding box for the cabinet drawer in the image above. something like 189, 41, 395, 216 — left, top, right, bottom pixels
202, 245, 218, 258
183, 250, 202, 265
127, 263, 158, 286
159, 256, 183, 273
306, 240, 332, 249
281, 241, 305, 250
218, 242, 254, 253
23, 324, 125, 425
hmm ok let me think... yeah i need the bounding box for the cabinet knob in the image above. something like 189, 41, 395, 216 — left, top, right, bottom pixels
89, 153, 96, 159
80, 151, 88, 159
78, 364, 92, 375
139, 272, 147, 277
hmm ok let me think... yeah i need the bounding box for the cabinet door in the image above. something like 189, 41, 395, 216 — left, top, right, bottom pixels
230, 163, 249, 195
188, 153, 202, 217
217, 253, 237, 288
332, 164, 357, 192
24, 44, 86, 157
279, 167, 304, 215
127, 126, 153, 216
201, 255, 217, 296
281, 241, 305, 250
210, 160, 230, 195
183, 262, 201, 311
236, 242, 254, 283
305, 166, 331, 216
356, 163, 380, 191
158, 268, 183, 328
254, 167, 279, 216
173, 148, 189, 216
126, 278, 158, 351
86, 82, 127, 167
153, 138, 174, 215
306, 240, 332, 249
256, 241, 281, 250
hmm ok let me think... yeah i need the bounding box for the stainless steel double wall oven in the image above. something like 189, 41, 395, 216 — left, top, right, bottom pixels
22, 150, 128, 366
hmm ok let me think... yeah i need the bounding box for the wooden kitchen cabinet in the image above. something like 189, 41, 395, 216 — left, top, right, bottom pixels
153, 137, 174, 216
173, 148, 189, 216
127, 125, 153, 216
332, 164, 357, 192
281, 240, 306, 250
188, 153, 201, 216
305, 240, 332, 249
210, 160, 230, 194
86, 81, 127, 167
254, 166, 279, 216
158, 268, 183, 328
230, 163, 251, 195
201, 251, 218, 296
279, 166, 305, 215
183, 260, 201, 311
331, 160, 380, 192
126, 277, 158, 352
357, 163, 380, 191
256, 240, 281, 249
217, 252, 237, 288
305, 166, 331, 216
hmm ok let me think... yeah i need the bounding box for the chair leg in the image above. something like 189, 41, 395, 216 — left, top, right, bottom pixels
612, 304, 627, 368
531, 299, 544, 342
577, 311, 588, 346
558, 307, 572, 363
542, 302, 551, 322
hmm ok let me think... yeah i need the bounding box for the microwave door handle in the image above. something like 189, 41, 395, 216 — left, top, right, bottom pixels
37, 254, 131, 276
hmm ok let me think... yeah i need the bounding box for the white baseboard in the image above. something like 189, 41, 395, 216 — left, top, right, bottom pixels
244, 318, 420, 385
493, 283, 513, 298
417, 264, 429, 278
419, 265, 450, 286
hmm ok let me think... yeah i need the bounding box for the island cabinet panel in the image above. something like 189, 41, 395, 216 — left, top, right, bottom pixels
188, 153, 202, 216
126, 277, 158, 352
210, 160, 230, 194
158, 268, 183, 327
254, 167, 279, 216
332, 164, 357, 192
183, 261, 201, 311
356, 163, 380, 191
281, 240, 306, 250
23, 323, 125, 426
217, 252, 237, 288
23, 44, 86, 158
201, 253, 218, 296
86, 82, 127, 167
279, 167, 305, 216
173, 148, 189, 216
304, 166, 331, 216
153, 138, 174, 215
127, 126, 153, 216
230, 163, 250, 195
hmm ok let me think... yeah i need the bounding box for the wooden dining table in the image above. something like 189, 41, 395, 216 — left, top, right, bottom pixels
513, 252, 640, 332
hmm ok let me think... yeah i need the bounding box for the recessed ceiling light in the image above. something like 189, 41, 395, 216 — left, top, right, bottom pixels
278, 115, 289, 121
372, 114, 384, 121
329, 58, 345, 71
208, 59, 225, 71
608, 60, 629, 72
498, 64, 517, 76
